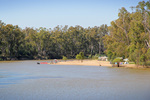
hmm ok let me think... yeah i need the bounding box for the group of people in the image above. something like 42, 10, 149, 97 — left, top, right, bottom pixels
114, 62, 129, 65
49, 59, 58, 64
37, 59, 58, 64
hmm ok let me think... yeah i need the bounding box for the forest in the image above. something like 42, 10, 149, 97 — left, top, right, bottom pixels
0, 1, 150, 66
0, 21, 108, 60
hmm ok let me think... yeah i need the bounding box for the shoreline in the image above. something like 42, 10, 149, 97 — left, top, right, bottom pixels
54, 60, 148, 69
54, 60, 144, 68
0, 59, 147, 68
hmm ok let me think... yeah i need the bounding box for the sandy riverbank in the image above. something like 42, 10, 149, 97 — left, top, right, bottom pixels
55, 60, 111, 67
0, 59, 144, 68
54, 60, 143, 68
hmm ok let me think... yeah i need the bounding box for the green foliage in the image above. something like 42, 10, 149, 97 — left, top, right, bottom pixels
92, 54, 99, 59
129, 62, 135, 64
112, 58, 122, 63
88, 54, 105, 59
76, 52, 84, 62
88, 54, 92, 59
62, 56, 67, 61
146, 48, 150, 60
107, 51, 113, 61
145, 61, 150, 67
0, 21, 108, 60
79, 52, 84, 60
76, 54, 81, 60
103, 0, 150, 66
1, 0, 150, 64
112, 58, 123, 67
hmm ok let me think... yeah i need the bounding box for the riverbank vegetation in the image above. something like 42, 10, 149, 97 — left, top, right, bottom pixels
0, 22, 108, 60
103, 1, 150, 66
0, 0, 150, 67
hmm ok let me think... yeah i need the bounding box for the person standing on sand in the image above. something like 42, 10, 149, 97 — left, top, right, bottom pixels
54, 59, 58, 64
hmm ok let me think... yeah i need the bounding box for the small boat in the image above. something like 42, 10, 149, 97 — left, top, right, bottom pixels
37, 62, 48, 64
40, 62, 48, 64
37, 62, 40, 64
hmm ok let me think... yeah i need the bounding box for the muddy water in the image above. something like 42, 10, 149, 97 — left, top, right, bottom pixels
0, 61, 150, 100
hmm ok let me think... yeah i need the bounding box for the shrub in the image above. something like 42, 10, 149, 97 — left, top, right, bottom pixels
92, 54, 100, 59
76, 54, 81, 60
88, 54, 92, 59
76, 52, 84, 62
62, 56, 67, 61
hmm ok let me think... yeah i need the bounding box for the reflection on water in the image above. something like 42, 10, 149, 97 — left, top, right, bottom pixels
0, 61, 150, 100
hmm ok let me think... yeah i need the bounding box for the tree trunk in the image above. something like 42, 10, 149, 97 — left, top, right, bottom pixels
91, 43, 93, 57
145, 40, 150, 48
117, 62, 119, 67
99, 42, 101, 55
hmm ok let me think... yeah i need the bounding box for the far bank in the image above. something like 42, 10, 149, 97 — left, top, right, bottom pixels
52, 60, 146, 68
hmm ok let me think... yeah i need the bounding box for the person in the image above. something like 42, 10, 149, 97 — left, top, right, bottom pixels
54, 59, 58, 64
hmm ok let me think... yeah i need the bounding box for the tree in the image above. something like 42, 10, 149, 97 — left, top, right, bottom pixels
97, 24, 108, 55
76, 52, 84, 62
113, 58, 123, 67
23, 27, 38, 59
0, 24, 25, 60
103, 1, 150, 66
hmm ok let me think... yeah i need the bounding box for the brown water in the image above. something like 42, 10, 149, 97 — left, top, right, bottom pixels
0, 61, 150, 100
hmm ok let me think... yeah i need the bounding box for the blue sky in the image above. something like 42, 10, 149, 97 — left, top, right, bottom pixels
0, 0, 147, 29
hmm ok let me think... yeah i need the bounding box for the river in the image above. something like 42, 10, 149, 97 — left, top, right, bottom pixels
0, 61, 150, 100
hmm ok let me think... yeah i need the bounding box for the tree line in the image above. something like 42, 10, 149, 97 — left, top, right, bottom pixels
1, 0, 150, 67
103, 1, 150, 66
0, 21, 108, 60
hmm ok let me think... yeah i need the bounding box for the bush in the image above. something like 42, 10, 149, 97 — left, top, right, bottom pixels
62, 56, 67, 61
92, 54, 100, 59
88, 54, 101, 59
76, 54, 81, 60
76, 52, 84, 62
88, 54, 92, 59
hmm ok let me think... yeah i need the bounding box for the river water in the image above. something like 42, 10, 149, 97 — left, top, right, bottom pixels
0, 61, 150, 100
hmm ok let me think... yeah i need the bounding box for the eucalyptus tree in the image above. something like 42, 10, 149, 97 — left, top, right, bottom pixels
103, 1, 150, 66
1, 24, 25, 60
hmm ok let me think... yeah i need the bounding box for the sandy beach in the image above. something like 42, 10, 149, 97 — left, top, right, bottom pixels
56, 60, 111, 66
54, 60, 144, 68
0, 59, 144, 68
